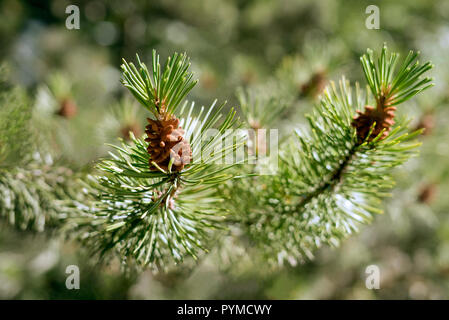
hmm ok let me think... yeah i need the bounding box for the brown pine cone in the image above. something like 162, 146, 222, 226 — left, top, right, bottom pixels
145, 116, 192, 172
352, 105, 396, 143
418, 183, 437, 204
57, 98, 77, 119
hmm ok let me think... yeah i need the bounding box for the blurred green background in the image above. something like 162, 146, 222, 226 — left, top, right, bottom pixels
1, 0, 449, 299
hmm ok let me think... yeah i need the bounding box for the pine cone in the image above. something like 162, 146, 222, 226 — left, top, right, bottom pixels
418, 183, 437, 204
57, 98, 77, 119
145, 117, 192, 172
352, 105, 396, 143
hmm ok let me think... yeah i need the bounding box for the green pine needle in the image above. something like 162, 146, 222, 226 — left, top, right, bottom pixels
70, 95, 245, 270
121, 50, 198, 117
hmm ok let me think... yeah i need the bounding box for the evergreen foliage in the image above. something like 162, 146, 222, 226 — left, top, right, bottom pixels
0, 67, 81, 231
68, 51, 243, 270
0, 46, 433, 271
226, 46, 432, 266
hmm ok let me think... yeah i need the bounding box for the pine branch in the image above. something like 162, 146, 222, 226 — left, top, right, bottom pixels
229, 46, 432, 266
0, 65, 33, 166
69, 51, 245, 271
0, 163, 81, 231
0, 67, 84, 231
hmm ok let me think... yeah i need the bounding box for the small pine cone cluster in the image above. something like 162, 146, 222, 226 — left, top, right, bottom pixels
145, 117, 192, 172
352, 105, 396, 143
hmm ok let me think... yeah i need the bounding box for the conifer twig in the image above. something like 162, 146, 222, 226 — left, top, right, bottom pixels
227, 46, 433, 266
